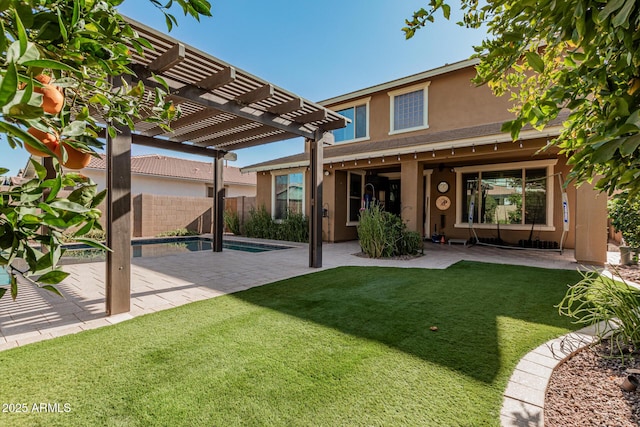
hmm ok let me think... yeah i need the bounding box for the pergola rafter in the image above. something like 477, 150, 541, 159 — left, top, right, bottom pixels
100, 18, 347, 315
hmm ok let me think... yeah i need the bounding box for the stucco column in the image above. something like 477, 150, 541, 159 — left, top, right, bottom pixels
574, 181, 607, 265
400, 160, 424, 235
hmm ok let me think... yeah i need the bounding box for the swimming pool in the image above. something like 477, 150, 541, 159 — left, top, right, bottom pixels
0, 267, 10, 286
62, 237, 294, 262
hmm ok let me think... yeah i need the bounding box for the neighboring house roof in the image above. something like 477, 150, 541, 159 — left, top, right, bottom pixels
241, 117, 567, 173
86, 154, 256, 186
24, 154, 256, 186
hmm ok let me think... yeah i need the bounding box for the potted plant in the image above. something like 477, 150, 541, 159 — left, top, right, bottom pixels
608, 192, 640, 265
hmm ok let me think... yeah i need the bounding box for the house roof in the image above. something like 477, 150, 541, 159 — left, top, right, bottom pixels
24, 154, 256, 186
241, 117, 566, 173
88, 154, 256, 186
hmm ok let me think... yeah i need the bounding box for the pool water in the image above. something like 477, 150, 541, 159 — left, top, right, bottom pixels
62, 237, 293, 262
0, 267, 10, 286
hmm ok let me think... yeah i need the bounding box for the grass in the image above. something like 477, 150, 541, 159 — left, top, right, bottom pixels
0, 262, 582, 426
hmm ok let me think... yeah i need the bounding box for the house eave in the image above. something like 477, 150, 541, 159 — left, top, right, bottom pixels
241, 125, 563, 172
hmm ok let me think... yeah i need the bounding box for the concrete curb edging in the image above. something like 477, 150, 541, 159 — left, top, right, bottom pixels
500, 324, 602, 427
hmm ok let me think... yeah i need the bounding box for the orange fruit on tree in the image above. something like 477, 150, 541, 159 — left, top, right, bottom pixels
33, 74, 64, 115
34, 74, 51, 84
25, 127, 59, 157
56, 142, 92, 170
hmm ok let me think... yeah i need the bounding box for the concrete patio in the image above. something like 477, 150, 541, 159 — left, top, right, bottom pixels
0, 238, 587, 351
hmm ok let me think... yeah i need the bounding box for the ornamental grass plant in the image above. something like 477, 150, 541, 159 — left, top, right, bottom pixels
357, 205, 422, 257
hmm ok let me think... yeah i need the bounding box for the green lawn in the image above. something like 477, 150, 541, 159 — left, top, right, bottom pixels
0, 261, 581, 426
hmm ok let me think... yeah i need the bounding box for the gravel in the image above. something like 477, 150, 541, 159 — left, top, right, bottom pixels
544, 264, 640, 427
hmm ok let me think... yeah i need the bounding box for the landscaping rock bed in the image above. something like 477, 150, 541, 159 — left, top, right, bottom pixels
545, 341, 640, 427
545, 266, 640, 426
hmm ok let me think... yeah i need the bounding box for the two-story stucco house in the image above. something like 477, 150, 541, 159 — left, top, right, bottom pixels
242, 58, 608, 265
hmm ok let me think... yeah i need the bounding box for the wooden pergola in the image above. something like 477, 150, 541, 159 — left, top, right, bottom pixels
103, 19, 346, 315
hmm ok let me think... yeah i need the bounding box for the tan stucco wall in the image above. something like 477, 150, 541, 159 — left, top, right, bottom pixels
331, 66, 516, 143
255, 172, 272, 212
574, 181, 608, 265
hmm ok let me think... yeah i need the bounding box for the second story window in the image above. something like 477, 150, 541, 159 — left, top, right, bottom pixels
331, 100, 369, 143
388, 82, 430, 134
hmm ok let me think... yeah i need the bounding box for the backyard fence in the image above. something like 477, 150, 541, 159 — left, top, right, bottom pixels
131, 194, 255, 237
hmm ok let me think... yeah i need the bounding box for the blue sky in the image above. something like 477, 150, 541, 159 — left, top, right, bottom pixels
0, 1, 486, 176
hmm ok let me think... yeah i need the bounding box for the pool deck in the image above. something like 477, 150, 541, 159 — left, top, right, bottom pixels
0, 238, 617, 426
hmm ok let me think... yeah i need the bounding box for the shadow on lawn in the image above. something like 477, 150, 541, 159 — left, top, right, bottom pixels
233, 261, 581, 383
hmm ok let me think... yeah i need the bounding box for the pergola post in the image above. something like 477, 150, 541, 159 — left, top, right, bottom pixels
212, 155, 225, 252
308, 131, 331, 268
105, 79, 132, 315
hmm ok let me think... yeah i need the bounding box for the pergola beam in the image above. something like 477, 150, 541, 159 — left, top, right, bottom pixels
236, 84, 274, 105
171, 117, 252, 143
196, 66, 236, 90
268, 98, 303, 115
208, 131, 299, 151
294, 109, 327, 124
142, 107, 223, 137
132, 134, 223, 157
169, 84, 316, 139
148, 43, 186, 73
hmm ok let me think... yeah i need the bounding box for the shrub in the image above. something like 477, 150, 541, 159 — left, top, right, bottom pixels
156, 228, 199, 237
224, 210, 241, 235
278, 212, 308, 243
609, 192, 640, 248
357, 205, 422, 258
557, 269, 640, 358
61, 228, 106, 243
243, 206, 308, 243
244, 206, 277, 239
400, 231, 423, 255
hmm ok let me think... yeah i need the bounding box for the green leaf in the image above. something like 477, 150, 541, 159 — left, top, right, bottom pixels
442, 3, 451, 19
190, 0, 212, 16
43, 175, 62, 202
21, 59, 79, 72
591, 138, 623, 164
73, 220, 95, 237
91, 189, 107, 208
40, 284, 63, 297
30, 158, 47, 180
598, 0, 625, 21
57, 9, 68, 41
0, 287, 6, 300
10, 273, 17, 300
71, 1, 79, 27
612, 0, 635, 28
620, 134, 640, 156
525, 51, 545, 73
0, 168, 8, 175
74, 237, 110, 252
37, 270, 70, 285
48, 200, 91, 213
14, 8, 27, 56
61, 120, 86, 137
0, 61, 18, 107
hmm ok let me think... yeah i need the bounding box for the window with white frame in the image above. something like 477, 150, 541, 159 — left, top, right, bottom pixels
273, 172, 304, 220
455, 160, 557, 229
388, 82, 430, 134
347, 171, 364, 224
331, 99, 370, 143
